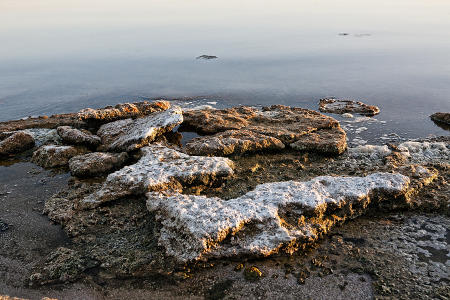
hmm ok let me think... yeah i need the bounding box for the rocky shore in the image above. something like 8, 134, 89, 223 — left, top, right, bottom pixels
0, 100, 448, 299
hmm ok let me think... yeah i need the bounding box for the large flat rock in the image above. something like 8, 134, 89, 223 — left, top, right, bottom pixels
81, 145, 235, 208
78, 100, 171, 123
147, 172, 411, 263
96, 105, 183, 152
185, 129, 285, 156
182, 105, 346, 155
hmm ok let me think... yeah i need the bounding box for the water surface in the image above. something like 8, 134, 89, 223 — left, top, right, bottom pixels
1, 0, 449, 142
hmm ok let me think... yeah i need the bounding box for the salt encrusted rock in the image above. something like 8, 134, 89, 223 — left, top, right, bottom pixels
0, 131, 35, 156
78, 100, 171, 122
290, 127, 347, 155
347, 141, 450, 165
182, 105, 345, 155
430, 112, 450, 125
185, 130, 285, 156
182, 106, 258, 134
81, 144, 234, 208
32, 145, 88, 168
96, 106, 183, 152
319, 98, 380, 116
146, 173, 410, 263
398, 141, 450, 163
22, 128, 62, 146
57, 126, 101, 148
69, 152, 128, 177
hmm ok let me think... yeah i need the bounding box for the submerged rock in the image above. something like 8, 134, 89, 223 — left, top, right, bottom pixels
69, 152, 128, 177
32, 145, 88, 168
182, 105, 345, 155
57, 126, 101, 148
430, 112, 450, 125
319, 98, 380, 116
147, 172, 412, 263
97, 106, 183, 152
0, 131, 35, 156
185, 129, 285, 156
81, 144, 234, 208
78, 100, 171, 123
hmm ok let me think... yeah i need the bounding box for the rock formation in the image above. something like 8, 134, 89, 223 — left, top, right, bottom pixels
69, 152, 128, 177
81, 144, 235, 208
182, 105, 347, 156
96, 106, 183, 152
147, 172, 412, 263
319, 98, 380, 116
57, 126, 101, 148
430, 112, 450, 125
185, 129, 285, 156
32, 145, 88, 168
78, 100, 171, 123
0, 131, 35, 156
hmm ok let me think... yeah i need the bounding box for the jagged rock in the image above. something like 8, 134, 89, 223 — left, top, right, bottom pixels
146, 172, 412, 263
32, 145, 88, 168
182, 105, 345, 155
57, 126, 101, 148
185, 130, 285, 156
430, 112, 450, 125
0, 131, 35, 156
290, 127, 347, 155
78, 100, 171, 122
81, 144, 234, 208
182, 106, 258, 134
69, 152, 128, 177
319, 98, 380, 116
96, 106, 183, 152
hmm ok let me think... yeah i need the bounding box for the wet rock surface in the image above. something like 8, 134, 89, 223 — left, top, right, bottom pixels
77, 100, 171, 123
182, 105, 346, 155
68, 152, 128, 178
319, 98, 380, 116
0, 132, 35, 156
56, 126, 101, 148
97, 105, 183, 152
32, 145, 88, 168
81, 144, 235, 208
0, 113, 85, 132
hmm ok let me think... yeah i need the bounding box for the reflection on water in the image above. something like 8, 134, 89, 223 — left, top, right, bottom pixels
1, 0, 449, 141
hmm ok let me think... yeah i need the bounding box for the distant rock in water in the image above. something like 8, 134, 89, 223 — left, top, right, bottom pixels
0, 131, 35, 156
196, 55, 218, 60
430, 112, 450, 129
319, 97, 380, 116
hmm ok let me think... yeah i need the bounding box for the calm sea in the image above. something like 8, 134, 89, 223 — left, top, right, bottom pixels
1, 0, 449, 143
